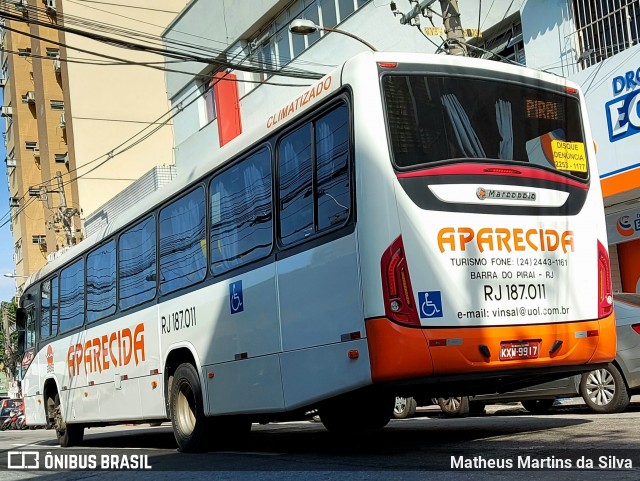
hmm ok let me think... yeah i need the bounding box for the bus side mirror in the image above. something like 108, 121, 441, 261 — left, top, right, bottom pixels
15, 307, 26, 354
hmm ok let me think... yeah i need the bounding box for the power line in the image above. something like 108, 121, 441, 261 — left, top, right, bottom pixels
0, 7, 325, 80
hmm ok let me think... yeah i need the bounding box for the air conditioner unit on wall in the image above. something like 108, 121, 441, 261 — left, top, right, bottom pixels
9, 197, 19, 208
0, 78, 6, 87
33, 148, 40, 159
59, 112, 65, 128
6, 157, 16, 168
26, 91, 35, 103
11, 0, 27, 13
53, 58, 61, 73
1, 106, 12, 117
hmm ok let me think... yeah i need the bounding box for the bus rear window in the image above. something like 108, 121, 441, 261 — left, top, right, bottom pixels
382, 74, 588, 180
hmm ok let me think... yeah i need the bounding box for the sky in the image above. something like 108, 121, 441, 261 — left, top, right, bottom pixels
0, 113, 18, 303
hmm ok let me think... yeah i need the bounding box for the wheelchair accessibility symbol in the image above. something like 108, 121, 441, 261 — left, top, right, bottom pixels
229, 280, 244, 314
417, 291, 443, 319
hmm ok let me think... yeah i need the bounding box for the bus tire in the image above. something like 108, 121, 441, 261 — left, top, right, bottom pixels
579, 363, 630, 414
521, 399, 555, 414
170, 363, 208, 452
393, 396, 417, 419
52, 394, 84, 447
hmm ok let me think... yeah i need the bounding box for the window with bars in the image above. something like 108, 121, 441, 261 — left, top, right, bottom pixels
469, 16, 525, 65
572, 0, 640, 69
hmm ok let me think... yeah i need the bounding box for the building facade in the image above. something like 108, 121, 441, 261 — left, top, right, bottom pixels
162, 0, 640, 293
1, 0, 186, 294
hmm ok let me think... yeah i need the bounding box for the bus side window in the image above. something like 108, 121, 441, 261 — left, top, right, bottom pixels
119, 216, 157, 310
26, 306, 36, 349
315, 104, 350, 230
51, 276, 59, 335
59, 258, 85, 333
87, 240, 117, 322
159, 186, 207, 294
40, 279, 52, 339
210, 148, 273, 276
279, 123, 313, 245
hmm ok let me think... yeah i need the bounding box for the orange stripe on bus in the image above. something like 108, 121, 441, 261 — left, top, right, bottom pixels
365, 314, 616, 381
601, 167, 640, 198
590, 311, 617, 364
365, 317, 433, 382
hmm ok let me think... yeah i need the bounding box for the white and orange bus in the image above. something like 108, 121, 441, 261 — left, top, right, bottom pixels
16, 52, 615, 452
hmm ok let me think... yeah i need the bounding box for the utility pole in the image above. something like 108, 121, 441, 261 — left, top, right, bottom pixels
391, 0, 468, 56
439, 0, 467, 56
54, 172, 79, 246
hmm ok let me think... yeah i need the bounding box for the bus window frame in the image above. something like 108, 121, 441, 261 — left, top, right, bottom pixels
208, 145, 275, 278
158, 182, 208, 296
378, 67, 590, 185
274, 96, 354, 252
117, 213, 158, 312
86, 238, 117, 324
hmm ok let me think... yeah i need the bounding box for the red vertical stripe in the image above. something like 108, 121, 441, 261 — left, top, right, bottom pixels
212, 72, 242, 146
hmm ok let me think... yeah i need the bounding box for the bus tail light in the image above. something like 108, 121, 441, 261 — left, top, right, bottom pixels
632, 324, 640, 336
381, 236, 420, 326
597, 240, 613, 318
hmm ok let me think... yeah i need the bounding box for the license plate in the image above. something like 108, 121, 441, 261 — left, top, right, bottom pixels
499, 341, 540, 361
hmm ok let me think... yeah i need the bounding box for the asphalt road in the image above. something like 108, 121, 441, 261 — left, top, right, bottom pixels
1, 398, 640, 481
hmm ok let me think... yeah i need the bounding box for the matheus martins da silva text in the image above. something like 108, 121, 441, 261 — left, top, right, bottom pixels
451, 455, 633, 469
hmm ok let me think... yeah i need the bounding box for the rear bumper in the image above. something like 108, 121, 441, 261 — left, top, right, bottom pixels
365, 312, 616, 396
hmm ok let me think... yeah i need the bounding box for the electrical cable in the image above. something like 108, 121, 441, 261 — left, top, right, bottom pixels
0, 8, 325, 79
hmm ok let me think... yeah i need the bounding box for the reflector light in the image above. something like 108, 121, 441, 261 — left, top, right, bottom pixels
429, 339, 447, 347
151, 381, 158, 389
388, 251, 401, 297
483, 167, 522, 175
587, 330, 599, 337
348, 350, 360, 359
150, 369, 159, 375
88, 381, 94, 386
208, 372, 215, 379
400, 268, 412, 306
597, 241, 613, 318
378, 62, 397, 69
121, 375, 128, 381
632, 324, 640, 335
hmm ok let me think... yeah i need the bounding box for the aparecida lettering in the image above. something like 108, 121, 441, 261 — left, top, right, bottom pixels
437, 227, 574, 253
67, 323, 145, 378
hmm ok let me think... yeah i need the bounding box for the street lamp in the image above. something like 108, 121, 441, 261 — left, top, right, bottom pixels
289, 19, 378, 52
3, 273, 29, 279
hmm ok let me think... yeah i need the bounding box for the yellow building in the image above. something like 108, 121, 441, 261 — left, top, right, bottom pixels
1, 0, 186, 295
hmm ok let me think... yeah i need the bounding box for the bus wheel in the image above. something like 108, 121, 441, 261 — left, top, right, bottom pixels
53, 394, 84, 447
393, 396, 417, 419
320, 393, 393, 433
170, 363, 208, 452
580, 364, 630, 414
